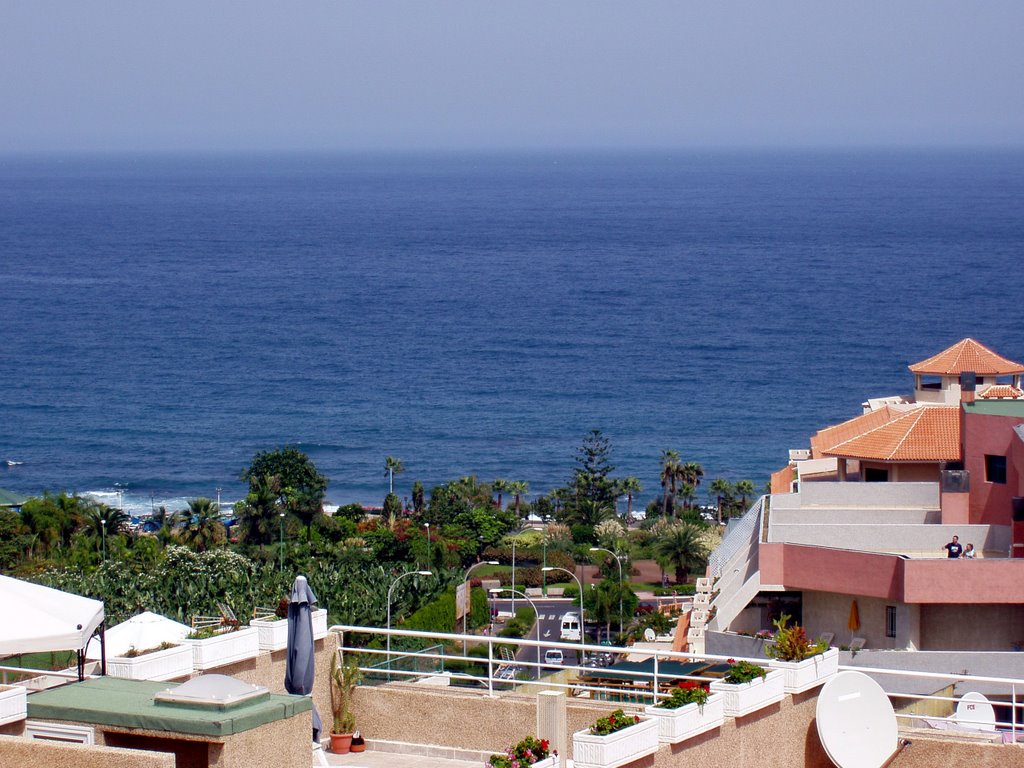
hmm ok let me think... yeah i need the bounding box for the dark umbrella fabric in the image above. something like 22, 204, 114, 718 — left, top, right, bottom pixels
285, 575, 322, 741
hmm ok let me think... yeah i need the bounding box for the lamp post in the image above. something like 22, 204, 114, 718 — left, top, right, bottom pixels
425, 522, 430, 570
590, 546, 624, 634
462, 560, 500, 655
387, 570, 433, 679
215, 487, 222, 512
489, 587, 541, 678
511, 537, 517, 612
278, 512, 285, 572
542, 565, 585, 660
100, 518, 107, 561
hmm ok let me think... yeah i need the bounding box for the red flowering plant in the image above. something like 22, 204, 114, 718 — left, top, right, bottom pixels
723, 658, 767, 685
589, 709, 641, 736
487, 735, 553, 767
654, 679, 710, 709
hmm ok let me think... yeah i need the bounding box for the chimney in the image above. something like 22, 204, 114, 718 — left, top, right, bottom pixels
960, 371, 976, 404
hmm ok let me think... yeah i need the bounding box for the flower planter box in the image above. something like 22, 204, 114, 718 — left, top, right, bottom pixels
709, 668, 785, 718
572, 716, 659, 768
644, 692, 725, 744
183, 626, 259, 671
253, 609, 328, 651
532, 756, 558, 768
0, 685, 28, 726
768, 647, 839, 694
106, 643, 193, 681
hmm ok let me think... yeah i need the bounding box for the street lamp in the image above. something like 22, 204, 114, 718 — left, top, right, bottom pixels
489, 587, 541, 679
215, 487, 222, 512
278, 512, 285, 572
424, 523, 430, 570
387, 570, 433, 679
462, 560, 500, 655
590, 547, 624, 634
100, 518, 107, 561
542, 565, 586, 660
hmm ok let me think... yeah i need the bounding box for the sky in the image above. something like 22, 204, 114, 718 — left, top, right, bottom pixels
2, 1, 1023, 152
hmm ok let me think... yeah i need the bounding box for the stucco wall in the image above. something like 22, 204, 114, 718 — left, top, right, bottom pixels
0, 735, 175, 768
964, 410, 1024, 525
801, 590, 896, 649
921, 603, 1024, 651
767, 522, 1003, 555
795, 482, 939, 509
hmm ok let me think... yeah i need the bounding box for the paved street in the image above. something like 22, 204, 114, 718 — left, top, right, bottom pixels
489, 596, 584, 673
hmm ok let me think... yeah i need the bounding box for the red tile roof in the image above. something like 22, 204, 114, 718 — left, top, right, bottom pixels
819, 406, 960, 462
978, 384, 1024, 400
909, 338, 1024, 376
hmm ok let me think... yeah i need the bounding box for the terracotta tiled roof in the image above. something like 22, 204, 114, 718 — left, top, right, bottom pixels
909, 338, 1024, 376
810, 407, 898, 459
819, 406, 961, 462
978, 384, 1024, 400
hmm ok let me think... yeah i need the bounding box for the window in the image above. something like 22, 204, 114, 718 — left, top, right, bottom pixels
885, 606, 897, 639
985, 454, 1007, 485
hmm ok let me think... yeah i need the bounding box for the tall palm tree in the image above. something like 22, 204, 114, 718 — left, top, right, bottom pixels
679, 462, 704, 509
384, 456, 405, 495
660, 449, 681, 517
236, 474, 281, 545
619, 476, 642, 522
492, 478, 508, 508
507, 481, 529, 519
653, 523, 709, 584
709, 478, 734, 524
174, 498, 225, 552
564, 499, 615, 528
734, 480, 756, 512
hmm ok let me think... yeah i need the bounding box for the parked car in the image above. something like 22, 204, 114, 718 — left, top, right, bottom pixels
544, 649, 564, 666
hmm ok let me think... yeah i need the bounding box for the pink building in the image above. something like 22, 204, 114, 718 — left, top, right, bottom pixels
707, 338, 1024, 652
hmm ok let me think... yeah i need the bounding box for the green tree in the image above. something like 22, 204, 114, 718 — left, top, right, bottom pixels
492, 478, 508, 508
174, 498, 226, 552
572, 430, 616, 505
709, 478, 735, 524
653, 523, 709, 584
382, 493, 402, 530
241, 447, 327, 542
0, 508, 29, 569
235, 474, 282, 545
411, 481, 425, 515
619, 476, 642, 522
660, 449, 681, 517
384, 456, 405, 495
507, 481, 529, 519
734, 479, 756, 511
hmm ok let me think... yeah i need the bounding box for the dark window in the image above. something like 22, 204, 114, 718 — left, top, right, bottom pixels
864, 467, 889, 483
985, 455, 1007, 485
885, 606, 897, 639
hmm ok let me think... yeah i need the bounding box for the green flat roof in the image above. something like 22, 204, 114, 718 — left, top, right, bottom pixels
27, 677, 310, 737
963, 399, 1024, 417
0, 488, 26, 507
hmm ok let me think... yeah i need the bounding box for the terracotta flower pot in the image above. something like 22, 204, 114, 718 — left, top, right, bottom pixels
330, 732, 353, 754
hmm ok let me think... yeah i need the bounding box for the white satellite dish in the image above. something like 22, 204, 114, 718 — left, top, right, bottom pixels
955, 691, 996, 731
816, 671, 898, 768
643, 628, 656, 642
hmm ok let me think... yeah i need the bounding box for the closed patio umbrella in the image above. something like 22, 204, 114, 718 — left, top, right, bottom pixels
848, 600, 860, 633
285, 575, 322, 742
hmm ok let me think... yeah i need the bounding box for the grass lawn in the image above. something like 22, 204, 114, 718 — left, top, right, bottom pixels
1, 650, 77, 671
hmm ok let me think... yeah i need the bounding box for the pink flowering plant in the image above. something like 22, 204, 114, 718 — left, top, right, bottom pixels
589, 709, 641, 736
655, 680, 711, 709
487, 735, 552, 767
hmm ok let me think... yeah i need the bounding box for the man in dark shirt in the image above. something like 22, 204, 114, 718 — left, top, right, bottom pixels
944, 535, 963, 559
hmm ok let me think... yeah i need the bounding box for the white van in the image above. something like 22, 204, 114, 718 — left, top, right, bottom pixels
559, 612, 581, 641
544, 649, 564, 666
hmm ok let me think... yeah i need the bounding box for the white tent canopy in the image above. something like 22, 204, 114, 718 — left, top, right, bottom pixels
0, 575, 104, 656
86, 611, 190, 660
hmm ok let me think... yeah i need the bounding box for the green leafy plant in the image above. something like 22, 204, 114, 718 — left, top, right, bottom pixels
765, 613, 828, 662
723, 659, 767, 685
488, 735, 552, 767
655, 680, 710, 709
589, 709, 641, 736
329, 652, 361, 734
121, 641, 178, 658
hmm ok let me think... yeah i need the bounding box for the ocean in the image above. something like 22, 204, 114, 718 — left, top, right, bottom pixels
1, 149, 1022, 513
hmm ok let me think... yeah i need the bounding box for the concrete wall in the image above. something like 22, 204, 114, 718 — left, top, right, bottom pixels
770, 507, 939, 525
0, 735, 175, 768
963, 410, 1024, 525
801, 590, 897, 649
921, 603, 1024, 651
767, 522, 1004, 555
793, 482, 939, 509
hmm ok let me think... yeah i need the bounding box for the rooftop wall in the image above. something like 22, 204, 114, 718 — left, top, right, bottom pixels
794, 481, 939, 509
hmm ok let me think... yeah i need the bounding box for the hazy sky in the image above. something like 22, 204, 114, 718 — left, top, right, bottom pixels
2, 2, 1022, 152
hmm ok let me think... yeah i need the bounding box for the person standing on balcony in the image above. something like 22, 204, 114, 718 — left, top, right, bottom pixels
963, 543, 976, 559
944, 536, 963, 559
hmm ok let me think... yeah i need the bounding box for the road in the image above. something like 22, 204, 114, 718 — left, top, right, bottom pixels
488, 596, 585, 675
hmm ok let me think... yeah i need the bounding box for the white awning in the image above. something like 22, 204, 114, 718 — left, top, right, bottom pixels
85, 611, 190, 659
0, 575, 104, 655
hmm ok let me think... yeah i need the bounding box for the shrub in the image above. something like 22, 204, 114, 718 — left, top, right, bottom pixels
765, 613, 827, 662
488, 735, 552, 767
723, 659, 767, 685
589, 709, 641, 736
655, 680, 710, 709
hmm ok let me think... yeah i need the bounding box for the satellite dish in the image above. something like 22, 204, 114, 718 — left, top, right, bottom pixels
955, 691, 996, 731
816, 671, 898, 768
643, 628, 656, 642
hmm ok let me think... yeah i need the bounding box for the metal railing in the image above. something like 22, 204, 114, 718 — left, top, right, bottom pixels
331, 624, 1024, 738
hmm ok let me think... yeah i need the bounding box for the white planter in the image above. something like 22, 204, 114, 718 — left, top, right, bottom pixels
106, 643, 193, 681
709, 668, 785, 718
0, 685, 28, 726
183, 626, 259, 671
533, 756, 558, 768
252, 617, 289, 651
768, 647, 839, 694
572, 716, 659, 768
312, 608, 328, 640
644, 692, 725, 744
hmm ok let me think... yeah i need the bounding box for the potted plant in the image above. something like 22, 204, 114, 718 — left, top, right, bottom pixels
182, 618, 260, 671
644, 680, 725, 744
709, 658, 785, 718
487, 735, 558, 768
0, 684, 28, 726
252, 598, 291, 651
571, 708, 659, 768
350, 731, 366, 753
107, 640, 193, 681
329, 652, 361, 754
765, 613, 838, 694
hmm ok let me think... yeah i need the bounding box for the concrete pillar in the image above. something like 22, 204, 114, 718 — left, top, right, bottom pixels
537, 690, 566, 761
837, 458, 847, 482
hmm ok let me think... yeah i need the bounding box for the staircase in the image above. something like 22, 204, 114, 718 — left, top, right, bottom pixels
702, 496, 767, 637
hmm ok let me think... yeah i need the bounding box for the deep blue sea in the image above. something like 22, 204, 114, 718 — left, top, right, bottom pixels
1, 150, 1022, 513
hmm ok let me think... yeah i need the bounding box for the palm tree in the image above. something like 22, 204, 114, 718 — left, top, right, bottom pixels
653, 523, 709, 584
709, 478, 734, 525
384, 456, 405, 495
660, 449, 681, 517
564, 499, 615, 528
619, 476, 642, 522
507, 480, 529, 519
734, 480, 756, 512
492, 478, 508, 508
679, 462, 704, 509
236, 474, 281, 545
174, 498, 225, 552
